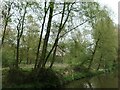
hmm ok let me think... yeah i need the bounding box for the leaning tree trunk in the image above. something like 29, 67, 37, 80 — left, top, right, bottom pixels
43, 3, 74, 68
88, 38, 100, 70
49, 45, 57, 68
34, 1, 49, 69
37, 1, 54, 69
96, 54, 102, 71
48, 3, 74, 68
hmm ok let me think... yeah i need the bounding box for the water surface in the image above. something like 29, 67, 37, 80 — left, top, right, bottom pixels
65, 71, 118, 88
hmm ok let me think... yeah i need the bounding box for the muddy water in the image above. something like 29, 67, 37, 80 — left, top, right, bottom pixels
65, 71, 118, 88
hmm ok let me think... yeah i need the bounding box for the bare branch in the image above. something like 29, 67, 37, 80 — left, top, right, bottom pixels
59, 16, 96, 39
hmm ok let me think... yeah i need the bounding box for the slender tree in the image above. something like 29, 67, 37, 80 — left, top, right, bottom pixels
34, 1, 49, 69
2, 1, 12, 45
15, 2, 28, 68
37, 1, 54, 69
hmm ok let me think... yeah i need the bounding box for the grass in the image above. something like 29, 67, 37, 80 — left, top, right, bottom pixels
2, 63, 117, 88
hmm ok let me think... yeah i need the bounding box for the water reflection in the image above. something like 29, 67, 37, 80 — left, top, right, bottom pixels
65, 71, 118, 88
84, 81, 93, 88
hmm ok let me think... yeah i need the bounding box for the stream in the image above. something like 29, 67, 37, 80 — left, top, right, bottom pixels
65, 71, 118, 88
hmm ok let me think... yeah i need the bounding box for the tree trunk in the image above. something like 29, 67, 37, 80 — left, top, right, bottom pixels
37, 2, 54, 69
88, 38, 100, 70
34, 1, 49, 69
19, 50, 22, 64
43, 3, 66, 67
2, 3, 11, 45
96, 54, 102, 71
26, 47, 29, 64
15, 38, 20, 68
2, 22, 8, 45
43, 3, 74, 67
15, 3, 27, 69
49, 45, 57, 68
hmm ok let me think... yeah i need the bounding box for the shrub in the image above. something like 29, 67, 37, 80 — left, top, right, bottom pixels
4, 68, 64, 88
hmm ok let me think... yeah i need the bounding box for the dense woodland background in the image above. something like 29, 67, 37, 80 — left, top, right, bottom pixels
1, 0, 118, 88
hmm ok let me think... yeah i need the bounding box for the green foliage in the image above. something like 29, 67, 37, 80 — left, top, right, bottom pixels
64, 37, 89, 66
2, 45, 15, 67
63, 67, 103, 84
92, 12, 117, 70
2, 0, 118, 88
